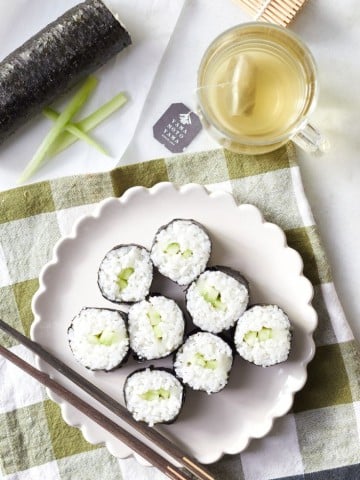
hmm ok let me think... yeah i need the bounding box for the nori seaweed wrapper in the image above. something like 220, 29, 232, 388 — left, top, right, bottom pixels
151, 218, 212, 286
97, 244, 154, 305
0, 0, 131, 144
185, 265, 250, 335
67, 307, 130, 372
173, 331, 234, 394
129, 294, 187, 362
233, 304, 293, 367
123, 366, 186, 425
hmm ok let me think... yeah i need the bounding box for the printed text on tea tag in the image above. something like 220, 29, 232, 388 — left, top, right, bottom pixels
153, 103, 202, 153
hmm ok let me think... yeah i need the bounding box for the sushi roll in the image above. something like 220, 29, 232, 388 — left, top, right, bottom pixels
150, 219, 211, 285
0, 0, 131, 143
174, 332, 233, 394
68, 307, 129, 371
98, 244, 153, 304
128, 295, 185, 361
124, 367, 185, 426
186, 266, 249, 334
234, 304, 292, 367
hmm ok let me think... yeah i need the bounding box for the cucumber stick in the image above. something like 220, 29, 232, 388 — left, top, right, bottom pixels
18, 76, 98, 183
47, 92, 127, 157
43, 108, 109, 156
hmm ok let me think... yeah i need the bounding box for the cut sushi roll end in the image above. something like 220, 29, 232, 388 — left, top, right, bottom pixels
151, 219, 211, 285
124, 368, 184, 426
234, 304, 292, 367
68, 307, 129, 371
128, 295, 185, 361
174, 332, 233, 394
186, 267, 249, 334
98, 244, 153, 303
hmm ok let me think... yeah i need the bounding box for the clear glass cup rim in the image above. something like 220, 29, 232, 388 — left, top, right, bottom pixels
196, 22, 319, 147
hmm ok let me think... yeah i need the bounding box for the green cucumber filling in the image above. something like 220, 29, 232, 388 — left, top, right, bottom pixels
139, 388, 170, 401
244, 327, 272, 345
164, 242, 180, 254
116, 267, 134, 291
188, 352, 218, 370
146, 307, 163, 340
163, 243, 193, 258
200, 285, 226, 311
87, 330, 120, 346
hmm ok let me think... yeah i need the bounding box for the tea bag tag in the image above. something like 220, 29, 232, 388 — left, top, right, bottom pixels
153, 103, 202, 153
228, 53, 257, 116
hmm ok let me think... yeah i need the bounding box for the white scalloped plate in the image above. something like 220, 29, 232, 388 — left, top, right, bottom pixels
31, 182, 317, 465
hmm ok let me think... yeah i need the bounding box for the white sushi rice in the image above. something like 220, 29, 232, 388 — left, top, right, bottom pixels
174, 332, 233, 394
128, 296, 185, 360
124, 369, 184, 426
186, 270, 249, 333
98, 245, 153, 303
68, 308, 129, 371
151, 220, 211, 285
234, 305, 292, 367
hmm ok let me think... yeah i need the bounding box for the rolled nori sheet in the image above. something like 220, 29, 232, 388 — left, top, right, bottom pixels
0, 0, 131, 144
124, 366, 185, 425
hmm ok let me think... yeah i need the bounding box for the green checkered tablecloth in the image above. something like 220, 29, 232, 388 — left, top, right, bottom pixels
0, 144, 359, 480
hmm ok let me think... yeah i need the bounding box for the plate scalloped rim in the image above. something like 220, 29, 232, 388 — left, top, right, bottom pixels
31, 182, 317, 465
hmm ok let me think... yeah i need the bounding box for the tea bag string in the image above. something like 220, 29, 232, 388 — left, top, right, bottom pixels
196, 54, 257, 117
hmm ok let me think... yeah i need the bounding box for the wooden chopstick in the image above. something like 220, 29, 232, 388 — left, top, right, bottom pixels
0, 319, 215, 480
0, 343, 191, 480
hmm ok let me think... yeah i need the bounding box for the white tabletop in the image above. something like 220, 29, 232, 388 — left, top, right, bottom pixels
0, 0, 359, 341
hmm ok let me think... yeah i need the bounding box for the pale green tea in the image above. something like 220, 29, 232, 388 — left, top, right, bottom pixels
197, 24, 317, 154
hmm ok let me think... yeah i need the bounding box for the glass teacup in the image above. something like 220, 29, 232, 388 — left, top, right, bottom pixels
197, 23, 328, 155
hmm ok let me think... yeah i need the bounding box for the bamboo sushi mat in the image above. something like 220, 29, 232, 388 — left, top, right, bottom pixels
0, 144, 360, 480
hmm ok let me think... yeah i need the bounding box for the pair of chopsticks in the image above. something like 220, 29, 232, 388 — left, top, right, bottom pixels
0, 319, 215, 480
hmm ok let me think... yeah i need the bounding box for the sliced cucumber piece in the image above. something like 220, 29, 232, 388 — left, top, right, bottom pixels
99, 330, 120, 346
213, 298, 227, 311
87, 330, 120, 346
201, 285, 226, 310
139, 390, 157, 401
258, 327, 272, 341
117, 278, 128, 290
205, 359, 218, 370
146, 308, 162, 326
202, 285, 219, 303
194, 352, 206, 367
158, 388, 170, 399
192, 352, 217, 369
164, 242, 180, 255
146, 307, 163, 339
139, 388, 170, 401
87, 333, 102, 345
121, 267, 135, 280
163, 243, 193, 258
244, 327, 273, 345
243, 330, 257, 346
152, 324, 163, 340
116, 267, 134, 290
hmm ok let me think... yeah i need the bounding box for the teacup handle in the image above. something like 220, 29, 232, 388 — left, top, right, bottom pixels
291, 123, 330, 154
